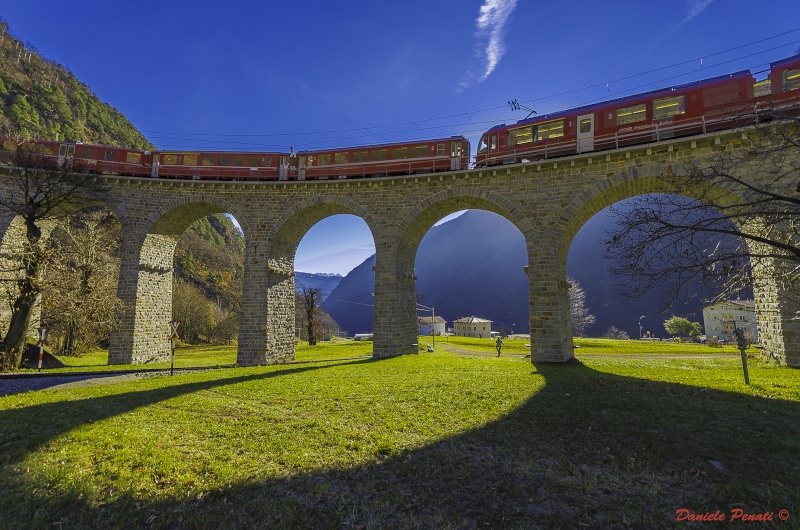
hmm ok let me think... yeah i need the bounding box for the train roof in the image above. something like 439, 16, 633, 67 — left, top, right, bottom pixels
296, 135, 467, 155
484, 69, 754, 133
771, 53, 800, 68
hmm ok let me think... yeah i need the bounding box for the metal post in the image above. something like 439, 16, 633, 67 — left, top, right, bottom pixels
734, 328, 749, 385
432, 307, 435, 348
37, 325, 47, 373
169, 320, 181, 377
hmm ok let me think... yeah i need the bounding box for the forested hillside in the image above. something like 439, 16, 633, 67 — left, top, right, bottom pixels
174, 214, 245, 311
0, 20, 153, 149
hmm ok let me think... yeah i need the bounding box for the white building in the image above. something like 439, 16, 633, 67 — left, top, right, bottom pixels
703, 300, 757, 342
452, 316, 492, 338
418, 316, 447, 336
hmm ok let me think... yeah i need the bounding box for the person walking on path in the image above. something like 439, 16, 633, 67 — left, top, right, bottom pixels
495, 337, 504, 356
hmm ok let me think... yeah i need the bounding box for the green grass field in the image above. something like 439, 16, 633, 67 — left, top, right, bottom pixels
1, 339, 798, 528
37, 339, 373, 373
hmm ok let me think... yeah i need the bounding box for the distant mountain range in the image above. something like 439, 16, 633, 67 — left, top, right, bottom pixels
295, 272, 343, 302
324, 208, 709, 338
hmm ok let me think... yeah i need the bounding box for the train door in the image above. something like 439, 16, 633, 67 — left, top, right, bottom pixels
450, 141, 463, 170
279, 156, 288, 180
577, 114, 595, 153
57, 144, 75, 168
298, 155, 306, 180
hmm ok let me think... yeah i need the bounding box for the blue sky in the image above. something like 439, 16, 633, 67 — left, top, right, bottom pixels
1, 0, 799, 274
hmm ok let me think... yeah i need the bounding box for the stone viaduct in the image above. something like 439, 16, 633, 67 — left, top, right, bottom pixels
1, 126, 798, 367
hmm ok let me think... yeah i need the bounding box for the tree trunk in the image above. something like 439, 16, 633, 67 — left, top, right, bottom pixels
1, 217, 43, 360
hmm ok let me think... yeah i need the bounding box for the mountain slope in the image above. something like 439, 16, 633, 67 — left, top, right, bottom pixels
0, 21, 153, 149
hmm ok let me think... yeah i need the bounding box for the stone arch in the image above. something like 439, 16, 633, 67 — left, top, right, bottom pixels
248, 195, 379, 364
548, 165, 778, 361
555, 166, 747, 269
396, 187, 531, 257
109, 195, 248, 364
268, 195, 378, 261
374, 188, 529, 358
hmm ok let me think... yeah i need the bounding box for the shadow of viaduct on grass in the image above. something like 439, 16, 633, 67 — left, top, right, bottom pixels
1, 359, 798, 529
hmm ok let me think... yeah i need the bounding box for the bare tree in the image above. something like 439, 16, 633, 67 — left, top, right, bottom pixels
568, 276, 595, 337
172, 280, 210, 344
606, 114, 800, 311
42, 209, 123, 355
298, 287, 323, 346
0, 142, 107, 364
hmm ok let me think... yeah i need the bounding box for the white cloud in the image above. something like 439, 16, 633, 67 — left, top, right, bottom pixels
646, 0, 715, 51
476, 0, 518, 81
458, 0, 518, 91
683, 0, 714, 24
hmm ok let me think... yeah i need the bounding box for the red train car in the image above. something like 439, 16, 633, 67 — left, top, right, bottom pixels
69, 143, 151, 176
0, 138, 152, 176
475, 54, 800, 168
296, 136, 469, 180
152, 151, 291, 180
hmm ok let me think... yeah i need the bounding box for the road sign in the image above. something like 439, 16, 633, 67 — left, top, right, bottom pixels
169, 320, 181, 340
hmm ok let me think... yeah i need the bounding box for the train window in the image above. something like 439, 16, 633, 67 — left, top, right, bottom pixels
126, 152, 141, 164
508, 127, 533, 146
202, 155, 215, 166
233, 156, 245, 166
391, 147, 407, 159
84, 148, 92, 158
437, 144, 445, 156
353, 151, 369, 163
2, 139, 16, 151
490, 135, 497, 149
317, 154, 331, 165
35, 143, 53, 155
218, 156, 230, 166
248, 156, 262, 166
783, 68, 800, 91
334, 153, 348, 164
536, 120, 564, 140
412, 145, 428, 158
264, 156, 272, 166
652, 95, 685, 120
616, 104, 646, 125
478, 137, 488, 153
184, 154, 198, 166
373, 149, 387, 161
753, 80, 771, 97
579, 119, 592, 133
163, 154, 177, 165
104, 150, 115, 161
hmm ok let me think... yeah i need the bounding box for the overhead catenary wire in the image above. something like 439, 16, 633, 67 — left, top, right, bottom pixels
140, 29, 800, 151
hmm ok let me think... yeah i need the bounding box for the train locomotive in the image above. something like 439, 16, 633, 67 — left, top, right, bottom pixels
2, 54, 799, 181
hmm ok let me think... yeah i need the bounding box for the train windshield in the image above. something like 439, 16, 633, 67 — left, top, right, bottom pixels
478, 136, 488, 153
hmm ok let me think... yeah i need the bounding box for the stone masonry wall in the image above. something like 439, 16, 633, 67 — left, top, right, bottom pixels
0, 126, 796, 366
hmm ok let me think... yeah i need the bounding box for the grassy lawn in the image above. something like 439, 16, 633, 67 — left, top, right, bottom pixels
1, 344, 798, 528
33, 339, 372, 373
573, 337, 754, 355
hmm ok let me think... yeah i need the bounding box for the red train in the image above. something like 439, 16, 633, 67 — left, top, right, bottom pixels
1, 54, 799, 180
475, 54, 800, 167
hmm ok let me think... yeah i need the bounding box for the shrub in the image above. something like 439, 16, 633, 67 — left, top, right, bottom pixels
603, 326, 630, 340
